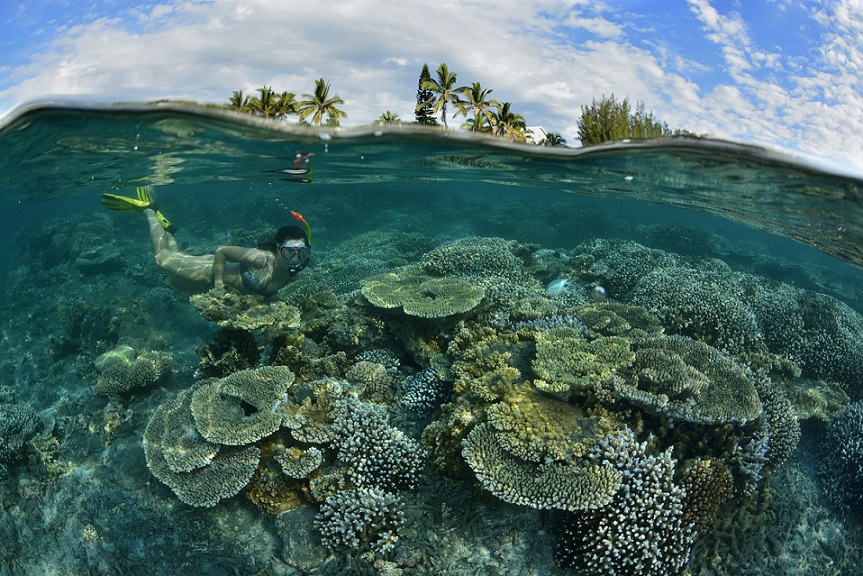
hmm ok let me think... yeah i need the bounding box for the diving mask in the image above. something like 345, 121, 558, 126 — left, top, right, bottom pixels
278, 241, 310, 273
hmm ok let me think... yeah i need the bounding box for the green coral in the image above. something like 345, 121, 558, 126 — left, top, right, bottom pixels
461, 422, 621, 512
144, 389, 260, 508
421, 237, 524, 279
361, 268, 485, 318
191, 366, 294, 445
533, 327, 635, 395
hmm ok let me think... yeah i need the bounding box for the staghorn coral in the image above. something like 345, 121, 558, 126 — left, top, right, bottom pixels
95, 350, 173, 395
533, 327, 635, 396
556, 428, 698, 576
360, 268, 485, 319
818, 401, 863, 513
0, 402, 41, 477
314, 487, 404, 554
614, 335, 762, 425
191, 366, 294, 446
144, 389, 260, 507
190, 285, 301, 333
462, 422, 621, 512
330, 395, 424, 492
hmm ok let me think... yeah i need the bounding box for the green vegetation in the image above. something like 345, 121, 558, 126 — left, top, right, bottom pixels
226, 66, 698, 146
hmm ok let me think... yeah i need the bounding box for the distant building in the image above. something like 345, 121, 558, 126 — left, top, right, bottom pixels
526, 126, 548, 144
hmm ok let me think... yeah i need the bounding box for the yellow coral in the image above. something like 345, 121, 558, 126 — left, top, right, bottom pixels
533, 328, 635, 395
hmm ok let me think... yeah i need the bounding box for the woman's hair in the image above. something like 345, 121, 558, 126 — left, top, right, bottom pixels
259, 225, 308, 252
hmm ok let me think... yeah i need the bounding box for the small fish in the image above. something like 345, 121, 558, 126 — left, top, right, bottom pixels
545, 278, 572, 296
592, 285, 608, 302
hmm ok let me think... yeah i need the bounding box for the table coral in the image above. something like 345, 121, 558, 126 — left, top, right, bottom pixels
95, 350, 172, 395
144, 389, 260, 507
462, 422, 621, 512
533, 327, 635, 395
360, 268, 486, 319
190, 285, 301, 333
191, 366, 294, 445
614, 335, 763, 425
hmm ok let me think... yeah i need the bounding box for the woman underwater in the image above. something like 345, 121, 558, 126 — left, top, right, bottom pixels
101, 187, 311, 296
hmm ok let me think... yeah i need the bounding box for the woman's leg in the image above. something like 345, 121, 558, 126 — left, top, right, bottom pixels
145, 209, 214, 288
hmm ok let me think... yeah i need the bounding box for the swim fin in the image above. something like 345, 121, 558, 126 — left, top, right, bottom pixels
100, 193, 150, 212
101, 188, 177, 234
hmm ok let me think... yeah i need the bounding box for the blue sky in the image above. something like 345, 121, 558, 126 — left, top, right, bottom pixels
1, 0, 861, 170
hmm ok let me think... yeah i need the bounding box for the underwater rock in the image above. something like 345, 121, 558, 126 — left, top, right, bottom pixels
75, 245, 123, 272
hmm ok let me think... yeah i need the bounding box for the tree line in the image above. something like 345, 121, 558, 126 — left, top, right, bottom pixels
227, 64, 698, 147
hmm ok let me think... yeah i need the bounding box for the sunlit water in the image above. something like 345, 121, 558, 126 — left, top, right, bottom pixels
0, 103, 861, 575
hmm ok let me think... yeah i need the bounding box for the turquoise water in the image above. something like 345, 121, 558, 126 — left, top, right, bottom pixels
0, 103, 861, 575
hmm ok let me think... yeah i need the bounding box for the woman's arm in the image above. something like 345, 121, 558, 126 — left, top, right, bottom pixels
213, 246, 257, 286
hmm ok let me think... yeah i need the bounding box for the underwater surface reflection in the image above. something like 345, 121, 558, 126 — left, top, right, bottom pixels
0, 103, 861, 575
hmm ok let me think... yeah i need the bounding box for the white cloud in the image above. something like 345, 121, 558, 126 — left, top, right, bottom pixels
0, 0, 862, 169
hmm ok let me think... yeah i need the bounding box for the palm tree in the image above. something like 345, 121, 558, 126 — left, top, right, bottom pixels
228, 90, 250, 112
376, 111, 401, 124
489, 102, 527, 140
249, 85, 278, 118
540, 132, 567, 147
455, 82, 497, 131
298, 78, 347, 126
416, 63, 465, 128
274, 92, 299, 120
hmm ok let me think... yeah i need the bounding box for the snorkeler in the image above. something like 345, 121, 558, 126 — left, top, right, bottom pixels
100, 187, 311, 295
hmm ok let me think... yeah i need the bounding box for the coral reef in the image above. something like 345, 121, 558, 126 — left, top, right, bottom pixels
616, 335, 762, 425
0, 401, 41, 477
360, 268, 486, 318
143, 389, 260, 507
190, 285, 301, 334
401, 367, 447, 416
314, 487, 404, 554
555, 429, 698, 576
191, 366, 294, 445
462, 422, 621, 512
818, 401, 863, 513
420, 237, 525, 280
94, 350, 173, 395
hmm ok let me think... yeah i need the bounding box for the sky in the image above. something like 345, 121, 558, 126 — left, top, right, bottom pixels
1, 0, 862, 170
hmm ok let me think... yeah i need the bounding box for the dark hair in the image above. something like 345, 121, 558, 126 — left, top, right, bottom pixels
258, 225, 308, 252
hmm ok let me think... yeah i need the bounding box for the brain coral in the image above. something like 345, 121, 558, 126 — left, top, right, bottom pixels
614, 335, 762, 425
555, 428, 697, 576
462, 422, 621, 512
144, 389, 260, 507
191, 366, 294, 445
361, 268, 485, 318
818, 401, 863, 513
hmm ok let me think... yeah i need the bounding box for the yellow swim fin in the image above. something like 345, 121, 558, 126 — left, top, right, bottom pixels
101, 193, 150, 212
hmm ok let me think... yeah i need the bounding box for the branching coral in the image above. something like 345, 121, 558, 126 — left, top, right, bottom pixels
314, 487, 404, 554
556, 428, 698, 576
818, 401, 863, 513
